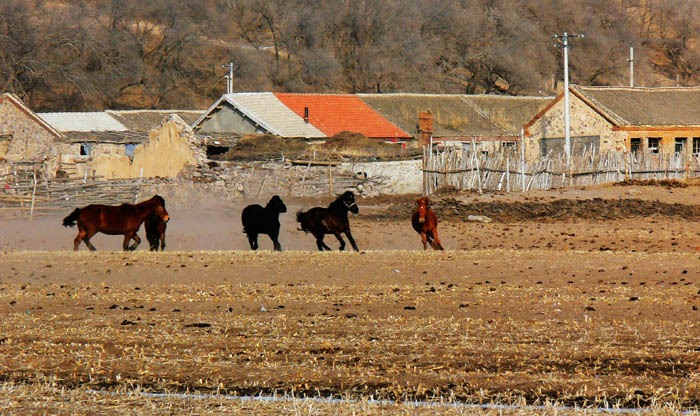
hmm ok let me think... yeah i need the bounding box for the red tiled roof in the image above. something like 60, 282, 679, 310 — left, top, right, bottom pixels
274, 93, 411, 139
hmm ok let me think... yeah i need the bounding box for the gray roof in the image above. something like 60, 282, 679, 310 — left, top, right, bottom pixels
37, 112, 128, 132
572, 85, 700, 127
193, 93, 325, 138
107, 110, 203, 131
359, 93, 529, 139
464, 95, 553, 135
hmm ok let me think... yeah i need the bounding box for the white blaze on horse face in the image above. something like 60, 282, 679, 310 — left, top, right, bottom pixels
417, 203, 427, 223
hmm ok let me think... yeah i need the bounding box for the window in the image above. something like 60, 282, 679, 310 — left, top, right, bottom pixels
694, 138, 700, 155
648, 137, 660, 154
675, 137, 687, 154
80, 143, 91, 156
125, 143, 136, 158
630, 138, 641, 154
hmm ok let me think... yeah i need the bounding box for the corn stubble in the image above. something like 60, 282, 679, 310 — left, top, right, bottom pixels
0, 250, 698, 414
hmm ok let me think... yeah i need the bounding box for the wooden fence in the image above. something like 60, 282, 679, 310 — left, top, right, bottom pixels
0, 162, 144, 218
422, 146, 700, 194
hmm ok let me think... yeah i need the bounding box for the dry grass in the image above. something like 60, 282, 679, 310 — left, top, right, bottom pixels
1, 250, 700, 413
0, 382, 689, 415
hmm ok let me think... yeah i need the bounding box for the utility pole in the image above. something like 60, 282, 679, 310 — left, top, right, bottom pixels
221, 62, 234, 94
628, 43, 634, 87
554, 32, 584, 172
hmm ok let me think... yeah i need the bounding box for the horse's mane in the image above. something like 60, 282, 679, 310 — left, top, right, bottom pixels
139, 195, 165, 206
328, 195, 346, 212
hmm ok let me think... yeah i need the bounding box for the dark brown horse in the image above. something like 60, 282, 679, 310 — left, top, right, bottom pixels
62, 195, 170, 251
296, 191, 359, 251
145, 214, 167, 251
241, 195, 287, 251
411, 196, 443, 250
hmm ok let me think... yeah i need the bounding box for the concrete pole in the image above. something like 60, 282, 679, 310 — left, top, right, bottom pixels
520, 128, 526, 192
563, 33, 571, 169
222, 62, 234, 94
629, 45, 634, 87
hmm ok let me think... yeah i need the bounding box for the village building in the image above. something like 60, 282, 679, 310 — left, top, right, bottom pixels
359, 93, 551, 154
38, 110, 205, 179
192, 93, 412, 145
0, 93, 62, 177
192, 93, 326, 140
523, 85, 700, 160
273, 93, 412, 142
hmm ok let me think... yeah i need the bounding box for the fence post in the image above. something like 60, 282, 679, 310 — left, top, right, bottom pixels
328, 163, 333, 196
506, 153, 510, 192
472, 138, 482, 194
520, 129, 526, 192
29, 164, 37, 220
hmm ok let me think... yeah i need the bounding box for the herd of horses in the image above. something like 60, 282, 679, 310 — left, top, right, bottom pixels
62, 192, 444, 252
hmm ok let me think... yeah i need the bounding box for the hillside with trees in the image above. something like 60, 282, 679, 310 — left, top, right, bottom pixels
2, 0, 699, 111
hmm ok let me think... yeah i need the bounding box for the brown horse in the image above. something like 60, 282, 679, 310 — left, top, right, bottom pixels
412, 196, 443, 250
145, 214, 167, 251
296, 191, 359, 251
62, 195, 170, 251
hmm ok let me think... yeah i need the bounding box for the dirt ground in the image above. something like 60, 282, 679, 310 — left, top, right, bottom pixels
2, 182, 700, 413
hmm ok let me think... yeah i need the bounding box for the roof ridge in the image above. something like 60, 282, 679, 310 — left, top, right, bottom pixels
106, 109, 202, 114
572, 84, 700, 92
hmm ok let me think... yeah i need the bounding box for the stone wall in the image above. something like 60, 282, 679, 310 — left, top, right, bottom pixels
180, 158, 423, 199
0, 99, 59, 174
342, 159, 422, 195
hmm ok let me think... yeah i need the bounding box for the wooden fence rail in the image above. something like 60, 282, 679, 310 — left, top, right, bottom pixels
423, 146, 700, 194
1, 162, 144, 217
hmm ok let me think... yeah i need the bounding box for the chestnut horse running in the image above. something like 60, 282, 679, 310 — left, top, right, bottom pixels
296, 191, 359, 251
62, 195, 170, 251
411, 196, 443, 250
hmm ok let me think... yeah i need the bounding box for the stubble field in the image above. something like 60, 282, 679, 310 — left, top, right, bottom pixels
1, 183, 700, 414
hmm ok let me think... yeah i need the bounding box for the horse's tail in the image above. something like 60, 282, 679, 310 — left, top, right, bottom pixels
296, 210, 310, 233
62, 208, 81, 227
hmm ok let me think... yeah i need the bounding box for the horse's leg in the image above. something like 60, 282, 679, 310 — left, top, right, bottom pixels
123, 233, 141, 251
344, 229, 359, 252
333, 232, 346, 251
160, 232, 166, 251
131, 234, 141, 250
421, 232, 428, 250
430, 229, 444, 250
73, 229, 86, 251
81, 229, 98, 251
123, 235, 132, 251
270, 230, 282, 251
314, 233, 331, 251
247, 233, 259, 250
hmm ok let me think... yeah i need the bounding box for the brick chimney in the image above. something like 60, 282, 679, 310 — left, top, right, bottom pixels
418, 111, 433, 146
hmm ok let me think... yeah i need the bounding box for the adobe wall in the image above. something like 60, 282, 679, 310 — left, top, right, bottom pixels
88, 117, 204, 179
526, 94, 626, 160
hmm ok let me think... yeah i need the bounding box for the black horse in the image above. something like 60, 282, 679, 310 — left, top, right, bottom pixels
145, 214, 167, 251
296, 191, 359, 251
241, 195, 287, 251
